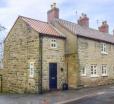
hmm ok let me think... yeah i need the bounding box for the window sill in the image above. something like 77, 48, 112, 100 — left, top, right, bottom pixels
50, 47, 57, 49
101, 52, 108, 55
90, 75, 99, 78
81, 74, 87, 77
101, 74, 108, 77
29, 76, 34, 78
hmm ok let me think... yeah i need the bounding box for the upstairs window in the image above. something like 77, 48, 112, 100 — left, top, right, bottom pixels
101, 64, 107, 76
101, 43, 108, 54
50, 39, 57, 48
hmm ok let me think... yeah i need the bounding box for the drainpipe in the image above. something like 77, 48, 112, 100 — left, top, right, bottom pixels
0, 75, 2, 93
39, 34, 43, 94
66, 62, 68, 84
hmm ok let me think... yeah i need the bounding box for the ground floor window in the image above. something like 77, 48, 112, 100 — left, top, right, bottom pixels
101, 64, 107, 76
90, 64, 98, 77
81, 67, 86, 76
80, 64, 108, 78
29, 62, 34, 78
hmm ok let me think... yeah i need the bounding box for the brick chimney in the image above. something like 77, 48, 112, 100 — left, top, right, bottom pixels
78, 13, 89, 27
98, 21, 109, 33
47, 3, 59, 23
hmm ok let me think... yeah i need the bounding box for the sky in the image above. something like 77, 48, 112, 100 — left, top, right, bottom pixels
0, 0, 114, 41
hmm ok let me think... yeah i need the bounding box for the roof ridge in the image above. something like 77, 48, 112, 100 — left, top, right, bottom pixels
56, 18, 112, 36
19, 15, 48, 24
53, 18, 114, 44
49, 24, 66, 37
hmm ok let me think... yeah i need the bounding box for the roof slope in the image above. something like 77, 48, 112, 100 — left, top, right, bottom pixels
53, 19, 114, 44
20, 16, 65, 38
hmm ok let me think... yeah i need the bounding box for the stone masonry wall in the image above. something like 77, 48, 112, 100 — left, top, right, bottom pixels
51, 22, 80, 89
0, 69, 3, 93
78, 37, 114, 87
42, 36, 66, 91
3, 17, 40, 93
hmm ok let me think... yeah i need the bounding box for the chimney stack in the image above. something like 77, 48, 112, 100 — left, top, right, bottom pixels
78, 13, 89, 27
98, 21, 109, 33
47, 3, 59, 23
113, 30, 114, 35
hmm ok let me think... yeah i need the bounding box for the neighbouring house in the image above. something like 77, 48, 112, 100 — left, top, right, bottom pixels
0, 3, 114, 93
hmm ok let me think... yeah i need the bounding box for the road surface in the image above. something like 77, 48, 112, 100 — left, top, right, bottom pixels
65, 87, 114, 104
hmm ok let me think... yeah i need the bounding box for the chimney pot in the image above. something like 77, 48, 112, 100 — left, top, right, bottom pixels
113, 30, 114, 35
98, 21, 109, 33
47, 3, 59, 23
51, 4, 53, 9
53, 3, 56, 8
78, 13, 89, 27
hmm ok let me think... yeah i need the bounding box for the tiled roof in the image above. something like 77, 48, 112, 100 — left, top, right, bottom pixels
20, 16, 65, 38
53, 19, 114, 44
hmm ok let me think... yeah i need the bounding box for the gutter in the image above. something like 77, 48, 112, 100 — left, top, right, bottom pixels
77, 34, 114, 45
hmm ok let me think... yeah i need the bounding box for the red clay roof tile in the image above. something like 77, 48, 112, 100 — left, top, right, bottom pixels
20, 16, 65, 38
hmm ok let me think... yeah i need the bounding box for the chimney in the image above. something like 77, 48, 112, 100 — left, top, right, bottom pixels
78, 13, 89, 27
47, 3, 59, 23
113, 30, 114, 35
98, 21, 109, 33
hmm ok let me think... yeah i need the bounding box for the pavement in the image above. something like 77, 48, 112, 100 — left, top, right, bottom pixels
0, 85, 114, 104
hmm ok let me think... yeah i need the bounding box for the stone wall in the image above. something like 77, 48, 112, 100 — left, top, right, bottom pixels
42, 36, 66, 90
3, 17, 40, 93
51, 22, 80, 89
78, 37, 114, 87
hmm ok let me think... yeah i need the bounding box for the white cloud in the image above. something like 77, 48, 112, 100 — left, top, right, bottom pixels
0, 0, 114, 42
0, 0, 52, 30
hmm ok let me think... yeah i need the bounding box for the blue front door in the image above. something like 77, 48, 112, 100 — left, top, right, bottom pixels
49, 63, 57, 89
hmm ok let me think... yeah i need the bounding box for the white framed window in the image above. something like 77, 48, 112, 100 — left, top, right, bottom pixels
101, 64, 107, 76
29, 62, 34, 78
90, 64, 98, 77
50, 39, 57, 48
101, 43, 108, 54
81, 67, 86, 76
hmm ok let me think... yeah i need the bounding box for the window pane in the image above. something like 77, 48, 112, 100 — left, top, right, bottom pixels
102, 65, 107, 75
91, 65, 97, 76
51, 39, 57, 48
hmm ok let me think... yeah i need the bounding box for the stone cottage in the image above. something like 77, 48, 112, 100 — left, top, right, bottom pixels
1, 3, 114, 93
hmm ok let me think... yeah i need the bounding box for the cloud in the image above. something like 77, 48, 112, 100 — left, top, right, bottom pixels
0, 0, 114, 42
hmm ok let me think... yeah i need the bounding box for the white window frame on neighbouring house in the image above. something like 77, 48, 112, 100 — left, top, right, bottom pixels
101, 64, 107, 76
90, 64, 98, 77
81, 66, 86, 76
50, 39, 57, 48
101, 43, 108, 54
29, 62, 34, 78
